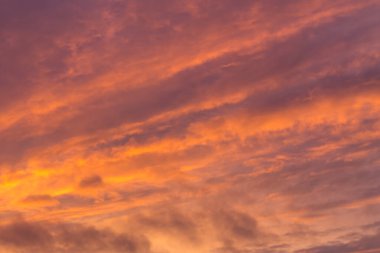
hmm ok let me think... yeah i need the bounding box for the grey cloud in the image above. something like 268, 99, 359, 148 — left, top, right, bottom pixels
0, 220, 151, 253
135, 207, 200, 243
296, 229, 380, 253
55, 194, 96, 209
79, 175, 103, 188
212, 208, 259, 241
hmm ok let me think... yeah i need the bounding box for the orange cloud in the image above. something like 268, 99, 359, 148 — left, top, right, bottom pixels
0, 0, 379, 252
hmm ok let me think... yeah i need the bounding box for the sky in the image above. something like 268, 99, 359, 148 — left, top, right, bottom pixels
0, 0, 380, 252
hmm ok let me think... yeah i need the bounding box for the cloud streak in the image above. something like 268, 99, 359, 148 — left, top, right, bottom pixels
0, 0, 379, 252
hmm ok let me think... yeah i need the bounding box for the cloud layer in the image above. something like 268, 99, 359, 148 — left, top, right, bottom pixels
0, 0, 380, 252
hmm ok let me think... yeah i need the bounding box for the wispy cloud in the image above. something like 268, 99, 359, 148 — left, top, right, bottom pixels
0, 0, 379, 252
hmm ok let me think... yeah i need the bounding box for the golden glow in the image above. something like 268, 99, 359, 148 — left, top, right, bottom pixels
0, 0, 379, 252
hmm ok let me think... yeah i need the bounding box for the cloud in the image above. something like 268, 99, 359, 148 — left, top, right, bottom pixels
55, 194, 96, 208
22, 194, 58, 207
1, 0, 377, 168
0, 220, 151, 253
79, 175, 103, 188
296, 229, 380, 253
0, 1, 379, 253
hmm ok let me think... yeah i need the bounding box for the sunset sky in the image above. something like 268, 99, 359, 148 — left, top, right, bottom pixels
0, 0, 380, 252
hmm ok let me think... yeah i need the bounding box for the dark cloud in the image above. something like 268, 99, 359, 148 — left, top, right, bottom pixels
79, 175, 103, 188
212, 208, 259, 241
23, 194, 54, 203
55, 194, 96, 208
296, 230, 380, 253
0, 220, 151, 253
0, 0, 107, 109
133, 206, 200, 243
0, 221, 52, 249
